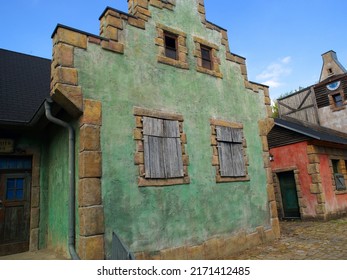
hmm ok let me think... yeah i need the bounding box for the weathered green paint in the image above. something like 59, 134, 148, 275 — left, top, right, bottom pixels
39, 123, 80, 256
40, 125, 69, 252
75, 1, 269, 257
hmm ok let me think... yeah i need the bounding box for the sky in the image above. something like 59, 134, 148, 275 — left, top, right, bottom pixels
1, 0, 347, 100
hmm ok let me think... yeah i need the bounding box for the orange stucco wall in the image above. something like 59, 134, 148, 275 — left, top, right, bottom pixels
271, 141, 347, 219
270, 142, 317, 218
319, 155, 347, 215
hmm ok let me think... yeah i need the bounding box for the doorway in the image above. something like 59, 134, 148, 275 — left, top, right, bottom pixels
277, 171, 301, 219
0, 156, 32, 256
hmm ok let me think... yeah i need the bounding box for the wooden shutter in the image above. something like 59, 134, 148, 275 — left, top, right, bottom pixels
216, 126, 245, 177
335, 174, 346, 191
143, 117, 183, 179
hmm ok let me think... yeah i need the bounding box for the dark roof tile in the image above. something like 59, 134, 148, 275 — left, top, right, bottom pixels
0, 48, 51, 123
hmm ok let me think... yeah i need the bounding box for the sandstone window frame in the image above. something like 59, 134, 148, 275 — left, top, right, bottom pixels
331, 158, 347, 192
133, 107, 190, 187
193, 36, 223, 79
164, 32, 178, 60
201, 45, 212, 70
328, 90, 346, 111
155, 23, 189, 69
210, 119, 250, 183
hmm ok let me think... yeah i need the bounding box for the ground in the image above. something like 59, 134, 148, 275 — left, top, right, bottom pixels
1, 218, 347, 260
227, 217, 347, 260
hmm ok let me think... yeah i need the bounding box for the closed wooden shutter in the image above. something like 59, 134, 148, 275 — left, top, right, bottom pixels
143, 117, 183, 179
216, 126, 245, 177
335, 174, 346, 191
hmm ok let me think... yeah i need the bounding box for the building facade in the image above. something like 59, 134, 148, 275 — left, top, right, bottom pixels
1, 0, 279, 259
269, 51, 347, 221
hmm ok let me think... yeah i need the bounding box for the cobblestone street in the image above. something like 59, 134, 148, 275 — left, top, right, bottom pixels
227, 217, 347, 260
1, 218, 347, 260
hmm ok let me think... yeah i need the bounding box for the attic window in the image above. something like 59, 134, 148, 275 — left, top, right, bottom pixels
328, 90, 345, 111
164, 33, 177, 60
332, 94, 343, 107
201, 45, 212, 70
193, 36, 223, 78
328, 68, 334, 75
156, 23, 188, 69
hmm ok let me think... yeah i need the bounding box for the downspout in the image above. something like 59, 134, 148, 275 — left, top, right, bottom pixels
44, 98, 80, 260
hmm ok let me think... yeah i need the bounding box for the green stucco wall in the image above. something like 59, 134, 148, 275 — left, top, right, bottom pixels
75, 1, 269, 258
39, 124, 78, 256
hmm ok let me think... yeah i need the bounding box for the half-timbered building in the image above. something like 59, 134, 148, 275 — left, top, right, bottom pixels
268, 51, 347, 220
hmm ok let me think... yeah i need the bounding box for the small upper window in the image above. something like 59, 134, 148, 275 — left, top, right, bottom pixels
201, 45, 212, 70
328, 68, 334, 75
164, 33, 178, 60
332, 93, 343, 107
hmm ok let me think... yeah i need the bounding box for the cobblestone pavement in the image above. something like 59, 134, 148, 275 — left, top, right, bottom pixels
0, 249, 67, 260
1, 218, 347, 260
227, 217, 347, 260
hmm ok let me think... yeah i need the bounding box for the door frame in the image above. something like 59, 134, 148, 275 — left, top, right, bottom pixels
0, 149, 41, 255
273, 167, 304, 220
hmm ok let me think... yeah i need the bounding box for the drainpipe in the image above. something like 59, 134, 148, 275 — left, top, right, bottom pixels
44, 98, 80, 260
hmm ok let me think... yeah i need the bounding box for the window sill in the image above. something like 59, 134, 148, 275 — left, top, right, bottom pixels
216, 175, 250, 183
157, 55, 189, 69
138, 176, 190, 187
335, 190, 347, 195
330, 105, 346, 112
196, 66, 223, 79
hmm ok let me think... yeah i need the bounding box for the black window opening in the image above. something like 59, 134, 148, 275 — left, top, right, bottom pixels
201, 45, 212, 70
332, 94, 343, 107
216, 126, 245, 177
143, 117, 184, 179
164, 33, 178, 60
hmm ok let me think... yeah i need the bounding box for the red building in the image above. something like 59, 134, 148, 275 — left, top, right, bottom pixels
268, 51, 347, 220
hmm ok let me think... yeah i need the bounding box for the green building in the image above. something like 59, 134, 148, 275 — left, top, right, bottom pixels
0, 0, 279, 259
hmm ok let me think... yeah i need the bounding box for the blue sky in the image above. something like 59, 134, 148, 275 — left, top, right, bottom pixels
1, 0, 346, 100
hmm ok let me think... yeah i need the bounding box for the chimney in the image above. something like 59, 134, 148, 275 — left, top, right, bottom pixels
319, 50, 347, 82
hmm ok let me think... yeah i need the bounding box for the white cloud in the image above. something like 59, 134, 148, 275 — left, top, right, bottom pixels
281, 56, 291, 64
263, 80, 282, 88
256, 56, 292, 89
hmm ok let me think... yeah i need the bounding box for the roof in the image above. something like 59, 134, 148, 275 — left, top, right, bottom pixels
0, 48, 51, 124
270, 118, 347, 147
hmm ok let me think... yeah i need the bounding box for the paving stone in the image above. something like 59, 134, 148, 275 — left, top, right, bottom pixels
226, 217, 347, 260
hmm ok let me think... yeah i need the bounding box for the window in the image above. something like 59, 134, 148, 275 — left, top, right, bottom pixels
164, 33, 177, 60
216, 126, 245, 177
332, 159, 346, 191
210, 119, 249, 183
6, 177, 25, 201
332, 93, 343, 107
201, 45, 212, 70
133, 107, 190, 187
155, 23, 188, 69
193, 36, 222, 78
143, 117, 183, 178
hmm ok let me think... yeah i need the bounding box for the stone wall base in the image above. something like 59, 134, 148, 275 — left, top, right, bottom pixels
134, 224, 279, 260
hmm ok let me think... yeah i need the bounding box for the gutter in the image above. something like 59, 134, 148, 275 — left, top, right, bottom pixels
44, 98, 80, 260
